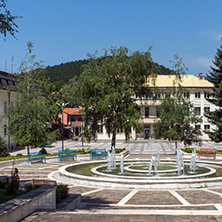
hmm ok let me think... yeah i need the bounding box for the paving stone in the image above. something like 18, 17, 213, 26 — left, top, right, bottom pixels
82, 189, 131, 204
69, 186, 97, 195
177, 190, 222, 204
126, 190, 182, 205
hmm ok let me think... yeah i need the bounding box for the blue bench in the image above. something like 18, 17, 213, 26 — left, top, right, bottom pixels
28, 152, 46, 164
58, 150, 77, 161
90, 149, 108, 160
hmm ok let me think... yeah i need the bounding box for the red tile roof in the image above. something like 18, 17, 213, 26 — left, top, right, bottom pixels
63, 108, 84, 115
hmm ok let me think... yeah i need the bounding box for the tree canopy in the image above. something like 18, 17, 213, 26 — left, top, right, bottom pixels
4, 41, 59, 154
205, 40, 222, 142
0, 0, 22, 38
153, 55, 202, 152
78, 46, 156, 148
153, 88, 202, 152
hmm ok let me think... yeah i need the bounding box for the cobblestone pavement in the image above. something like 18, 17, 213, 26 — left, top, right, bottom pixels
9, 139, 222, 156
2, 142, 222, 221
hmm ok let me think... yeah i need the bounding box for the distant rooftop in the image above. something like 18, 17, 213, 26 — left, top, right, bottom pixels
0, 71, 17, 90
63, 108, 84, 115
146, 74, 214, 88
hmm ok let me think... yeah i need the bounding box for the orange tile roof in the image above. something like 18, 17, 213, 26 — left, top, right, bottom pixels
63, 108, 84, 115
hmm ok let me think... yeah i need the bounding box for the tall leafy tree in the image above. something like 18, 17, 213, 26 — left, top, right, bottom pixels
153, 55, 202, 153
78, 46, 154, 148
153, 88, 202, 153
0, 0, 22, 38
4, 41, 58, 154
205, 40, 222, 142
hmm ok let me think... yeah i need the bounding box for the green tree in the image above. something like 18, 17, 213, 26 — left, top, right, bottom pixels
78, 46, 154, 148
153, 55, 202, 153
61, 76, 81, 107
0, 135, 9, 157
4, 41, 58, 154
0, 0, 22, 38
205, 40, 222, 142
153, 89, 202, 153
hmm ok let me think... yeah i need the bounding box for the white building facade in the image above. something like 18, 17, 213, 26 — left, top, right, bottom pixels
0, 71, 17, 150
97, 74, 215, 142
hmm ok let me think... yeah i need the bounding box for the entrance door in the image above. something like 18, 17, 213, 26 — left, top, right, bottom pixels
144, 128, 150, 139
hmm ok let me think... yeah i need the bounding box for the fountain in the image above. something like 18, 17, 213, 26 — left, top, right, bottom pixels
54, 142, 221, 189
120, 154, 124, 175
107, 151, 112, 172
149, 156, 158, 176
157, 146, 161, 165
110, 146, 116, 170
176, 148, 184, 176
189, 149, 197, 173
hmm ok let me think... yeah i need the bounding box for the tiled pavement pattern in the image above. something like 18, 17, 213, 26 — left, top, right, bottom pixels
2, 141, 222, 221
1, 161, 221, 221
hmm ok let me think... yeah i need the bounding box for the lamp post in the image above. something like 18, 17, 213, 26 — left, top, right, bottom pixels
56, 102, 69, 151
79, 106, 84, 147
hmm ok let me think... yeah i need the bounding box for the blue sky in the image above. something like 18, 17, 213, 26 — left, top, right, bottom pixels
1, 0, 222, 76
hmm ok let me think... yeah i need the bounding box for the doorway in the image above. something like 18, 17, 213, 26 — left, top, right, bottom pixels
144, 128, 150, 139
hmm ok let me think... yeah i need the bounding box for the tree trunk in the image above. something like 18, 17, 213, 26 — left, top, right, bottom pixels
175, 140, 177, 155
27, 145, 30, 156
111, 132, 116, 149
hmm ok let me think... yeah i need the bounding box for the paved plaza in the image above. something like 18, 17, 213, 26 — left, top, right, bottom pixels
1, 140, 222, 221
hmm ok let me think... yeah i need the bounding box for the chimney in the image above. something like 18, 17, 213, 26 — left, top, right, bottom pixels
199, 73, 203, 80
151, 73, 157, 78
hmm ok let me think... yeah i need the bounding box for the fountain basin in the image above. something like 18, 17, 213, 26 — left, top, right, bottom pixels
53, 159, 222, 189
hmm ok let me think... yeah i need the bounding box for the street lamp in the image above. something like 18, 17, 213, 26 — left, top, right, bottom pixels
79, 106, 84, 147
56, 102, 69, 151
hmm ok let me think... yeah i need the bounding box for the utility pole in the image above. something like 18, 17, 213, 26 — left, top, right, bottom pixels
79, 106, 84, 146
56, 102, 69, 150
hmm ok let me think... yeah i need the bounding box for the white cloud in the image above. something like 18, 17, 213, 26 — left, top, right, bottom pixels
200, 29, 222, 41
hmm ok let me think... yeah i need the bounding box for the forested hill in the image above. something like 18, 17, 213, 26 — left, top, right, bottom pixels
46, 59, 88, 83
45, 59, 172, 84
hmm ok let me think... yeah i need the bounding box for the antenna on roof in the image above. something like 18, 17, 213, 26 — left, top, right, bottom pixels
5, 61, 7, 72
11, 56, 14, 74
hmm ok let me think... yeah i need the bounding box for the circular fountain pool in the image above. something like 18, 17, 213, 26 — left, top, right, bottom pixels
53, 159, 222, 189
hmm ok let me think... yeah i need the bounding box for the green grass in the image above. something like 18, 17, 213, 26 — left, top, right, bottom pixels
130, 164, 176, 171
0, 189, 25, 204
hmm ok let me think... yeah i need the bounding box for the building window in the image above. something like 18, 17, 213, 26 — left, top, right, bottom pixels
204, 107, 210, 113
195, 125, 201, 130
195, 107, 201, 115
97, 125, 103, 133
4, 125, 7, 136
204, 92, 209, 99
184, 92, 190, 98
145, 107, 149, 117
195, 92, 201, 98
204, 125, 210, 131
71, 116, 76, 121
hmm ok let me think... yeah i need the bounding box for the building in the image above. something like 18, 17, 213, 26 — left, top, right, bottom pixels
97, 73, 215, 141
58, 108, 84, 139
0, 71, 17, 150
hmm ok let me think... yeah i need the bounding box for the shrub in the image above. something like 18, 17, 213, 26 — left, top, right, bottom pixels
24, 183, 41, 192
0, 136, 10, 157
16, 153, 23, 157
56, 185, 69, 203
65, 148, 70, 151
182, 148, 194, 153
0, 178, 7, 189
39, 148, 47, 155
